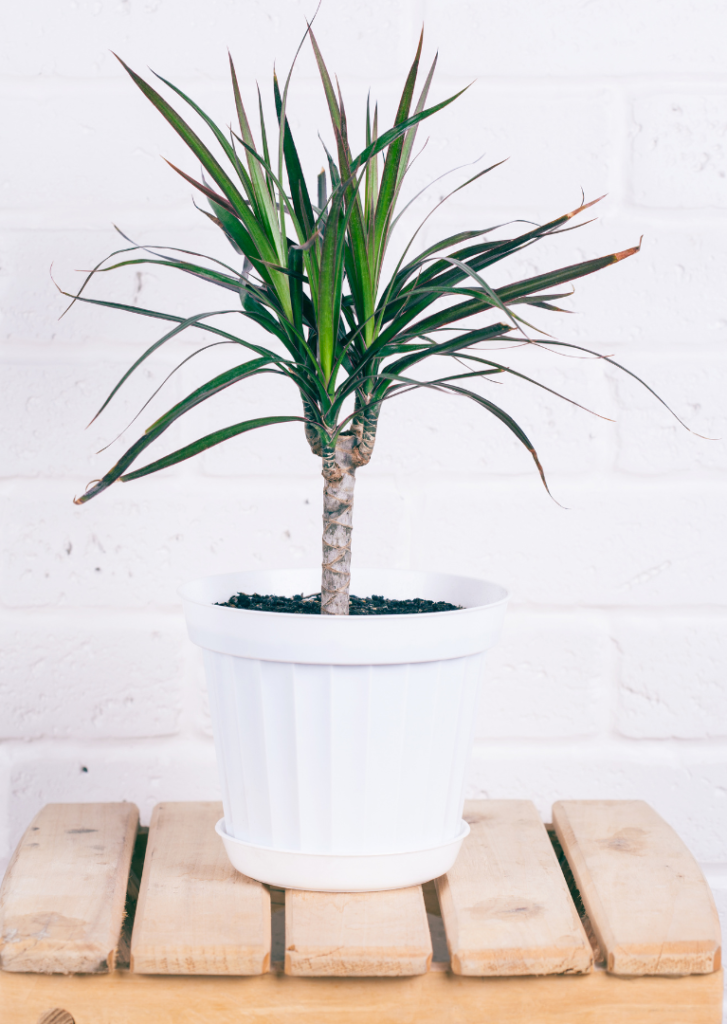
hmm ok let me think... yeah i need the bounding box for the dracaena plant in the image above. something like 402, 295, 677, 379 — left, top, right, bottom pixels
66, 29, 679, 615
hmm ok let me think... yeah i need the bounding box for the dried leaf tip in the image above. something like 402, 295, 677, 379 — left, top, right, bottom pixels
614, 235, 643, 262
565, 194, 607, 220
73, 480, 99, 506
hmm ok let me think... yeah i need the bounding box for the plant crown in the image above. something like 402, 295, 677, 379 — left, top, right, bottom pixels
66, 30, 681, 506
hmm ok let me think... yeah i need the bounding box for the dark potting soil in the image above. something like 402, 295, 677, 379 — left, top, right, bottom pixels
217, 592, 463, 615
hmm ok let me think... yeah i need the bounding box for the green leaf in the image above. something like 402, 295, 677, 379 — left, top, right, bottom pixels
529, 339, 692, 430
274, 73, 315, 235
90, 309, 241, 423
379, 375, 553, 496
496, 244, 641, 303
228, 56, 280, 241
390, 200, 605, 304
113, 55, 278, 269
308, 28, 342, 132
95, 255, 244, 293
349, 88, 470, 175
340, 322, 513, 405
372, 31, 423, 268
419, 359, 612, 421
163, 159, 237, 215
441, 255, 542, 333
316, 185, 346, 381
74, 357, 277, 503
441, 382, 552, 494
56, 287, 297, 365
396, 50, 437, 190
152, 69, 242, 176
120, 416, 302, 481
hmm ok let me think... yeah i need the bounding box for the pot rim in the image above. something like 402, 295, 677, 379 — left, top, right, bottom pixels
182, 568, 508, 663
180, 566, 508, 620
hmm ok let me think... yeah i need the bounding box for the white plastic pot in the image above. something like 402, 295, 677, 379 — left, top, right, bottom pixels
181, 568, 507, 891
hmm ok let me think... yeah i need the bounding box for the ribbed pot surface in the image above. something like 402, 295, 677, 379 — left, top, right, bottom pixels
205, 650, 485, 854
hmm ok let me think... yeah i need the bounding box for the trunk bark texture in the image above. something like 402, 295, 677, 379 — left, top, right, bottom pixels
321, 436, 357, 615
317, 401, 379, 615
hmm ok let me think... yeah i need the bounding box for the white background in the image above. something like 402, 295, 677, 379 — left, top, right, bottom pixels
1, 0, 726, 995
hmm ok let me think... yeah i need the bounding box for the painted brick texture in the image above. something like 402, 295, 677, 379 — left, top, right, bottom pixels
1, 1, 726, 1006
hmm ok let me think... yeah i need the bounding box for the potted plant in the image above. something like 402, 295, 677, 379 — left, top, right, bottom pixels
65, 29, 682, 891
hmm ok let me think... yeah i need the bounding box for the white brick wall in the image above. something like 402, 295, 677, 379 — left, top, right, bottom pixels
1, 1, 726, 1005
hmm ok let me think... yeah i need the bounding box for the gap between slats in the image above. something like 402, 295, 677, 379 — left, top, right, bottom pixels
116, 827, 149, 971
546, 825, 605, 967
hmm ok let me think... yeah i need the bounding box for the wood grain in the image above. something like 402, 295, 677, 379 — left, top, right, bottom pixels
436, 800, 593, 975
285, 887, 432, 976
553, 800, 722, 976
0, 964, 722, 1024
0, 803, 138, 974
130, 802, 270, 975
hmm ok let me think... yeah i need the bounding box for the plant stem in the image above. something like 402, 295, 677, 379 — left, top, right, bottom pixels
321, 436, 357, 615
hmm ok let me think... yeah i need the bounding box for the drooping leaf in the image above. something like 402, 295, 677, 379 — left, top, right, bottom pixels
74, 358, 278, 503
120, 416, 302, 481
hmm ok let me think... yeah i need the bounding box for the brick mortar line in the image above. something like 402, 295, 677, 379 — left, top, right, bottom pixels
3, 211, 727, 233
3, 733, 727, 756
0, 736, 214, 756
469, 735, 727, 755
1, 343, 723, 361
2, 210, 726, 226
1, 74, 727, 94
3, 472, 726, 486
2, 474, 727, 489
0, 608, 188, 623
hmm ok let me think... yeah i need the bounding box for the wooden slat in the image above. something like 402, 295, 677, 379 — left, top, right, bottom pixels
130, 802, 270, 975
0, 802, 138, 974
0, 964, 723, 1024
436, 800, 593, 976
553, 800, 722, 976
285, 886, 432, 976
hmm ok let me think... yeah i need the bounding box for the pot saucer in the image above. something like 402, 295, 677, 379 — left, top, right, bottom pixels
215, 818, 470, 892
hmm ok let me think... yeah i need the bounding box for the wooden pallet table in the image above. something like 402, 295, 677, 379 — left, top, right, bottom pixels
0, 799, 722, 1023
